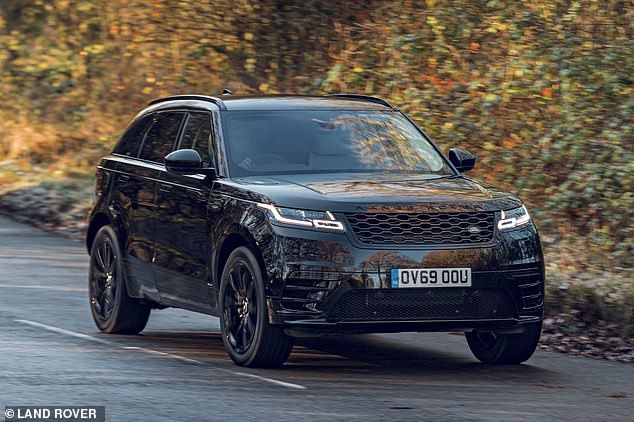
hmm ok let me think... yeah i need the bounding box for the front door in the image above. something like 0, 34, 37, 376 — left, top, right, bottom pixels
154, 112, 215, 313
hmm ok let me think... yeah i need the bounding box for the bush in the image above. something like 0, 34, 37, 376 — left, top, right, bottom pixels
0, 0, 632, 271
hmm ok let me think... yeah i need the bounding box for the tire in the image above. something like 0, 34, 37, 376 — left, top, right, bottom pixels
89, 225, 150, 334
465, 321, 542, 364
218, 246, 294, 367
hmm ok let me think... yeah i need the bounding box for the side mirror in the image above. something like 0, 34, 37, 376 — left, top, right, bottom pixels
448, 148, 476, 172
164, 149, 216, 177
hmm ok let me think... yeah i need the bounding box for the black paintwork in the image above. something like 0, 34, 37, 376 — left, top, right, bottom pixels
448, 148, 476, 172
88, 95, 544, 335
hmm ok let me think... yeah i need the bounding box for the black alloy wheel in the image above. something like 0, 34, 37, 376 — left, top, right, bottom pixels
89, 225, 150, 334
219, 247, 294, 367
90, 234, 117, 320
223, 259, 258, 354
465, 321, 542, 364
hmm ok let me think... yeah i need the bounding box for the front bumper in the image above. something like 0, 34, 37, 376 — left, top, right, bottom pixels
254, 219, 544, 334
281, 316, 542, 336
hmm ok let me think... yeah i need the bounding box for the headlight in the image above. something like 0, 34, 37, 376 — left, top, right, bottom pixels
498, 205, 531, 230
257, 203, 345, 231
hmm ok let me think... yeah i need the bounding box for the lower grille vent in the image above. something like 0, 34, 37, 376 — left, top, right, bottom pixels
329, 288, 517, 321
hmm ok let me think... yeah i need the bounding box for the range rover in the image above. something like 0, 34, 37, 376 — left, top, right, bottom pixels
87, 94, 544, 367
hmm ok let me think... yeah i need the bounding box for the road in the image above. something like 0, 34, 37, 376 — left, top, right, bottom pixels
0, 216, 632, 421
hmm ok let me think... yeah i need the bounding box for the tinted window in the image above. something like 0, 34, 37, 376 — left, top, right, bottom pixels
139, 112, 185, 162
221, 110, 453, 177
114, 115, 152, 157
180, 113, 213, 167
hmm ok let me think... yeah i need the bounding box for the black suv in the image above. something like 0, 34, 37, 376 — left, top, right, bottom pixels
87, 94, 544, 367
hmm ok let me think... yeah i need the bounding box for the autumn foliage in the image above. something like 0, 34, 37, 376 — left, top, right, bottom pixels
0, 0, 632, 270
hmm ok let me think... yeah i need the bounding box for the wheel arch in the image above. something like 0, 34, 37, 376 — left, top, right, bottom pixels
86, 212, 112, 253
86, 209, 128, 255
213, 225, 267, 293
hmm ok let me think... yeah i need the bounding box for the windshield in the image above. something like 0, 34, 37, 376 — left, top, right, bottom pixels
221, 110, 454, 177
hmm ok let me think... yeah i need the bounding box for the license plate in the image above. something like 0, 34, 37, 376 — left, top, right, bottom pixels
390, 268, 472, 288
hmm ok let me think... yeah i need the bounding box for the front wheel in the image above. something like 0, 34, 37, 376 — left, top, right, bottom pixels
465, 321, 542, 364
218, 247, 294, 367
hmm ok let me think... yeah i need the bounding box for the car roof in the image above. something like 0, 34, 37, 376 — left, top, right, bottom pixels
221, 95, 394, 111
139, 94, 395, 118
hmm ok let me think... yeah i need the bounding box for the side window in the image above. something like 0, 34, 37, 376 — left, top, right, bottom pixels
180, 112, 214, 167
139, 112, 185, 163
114, 115, 152, 157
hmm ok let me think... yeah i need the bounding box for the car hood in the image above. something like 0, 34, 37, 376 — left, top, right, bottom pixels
218, 173, 522, 213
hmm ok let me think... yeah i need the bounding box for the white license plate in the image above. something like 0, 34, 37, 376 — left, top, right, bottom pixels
390, 268, 472, 288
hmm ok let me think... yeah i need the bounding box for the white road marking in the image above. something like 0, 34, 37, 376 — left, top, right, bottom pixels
122, 346, 203, 364
233, 371, 307, 390
14, 319, 307, 390
16, 319, 112, 345
0, 284, 87, 292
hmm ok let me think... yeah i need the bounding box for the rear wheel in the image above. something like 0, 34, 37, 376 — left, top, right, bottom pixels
218, 247, 294, 367
89, 225, 150, 334
465, 321, 542, 364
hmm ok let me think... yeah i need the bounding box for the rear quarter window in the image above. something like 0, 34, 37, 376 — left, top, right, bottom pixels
113, 115, 152, 157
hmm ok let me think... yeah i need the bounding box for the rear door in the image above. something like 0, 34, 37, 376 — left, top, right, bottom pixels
154, 111, 215, 313
108, 114, 161, 301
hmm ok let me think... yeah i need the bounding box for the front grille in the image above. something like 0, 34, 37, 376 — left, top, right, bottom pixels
344, 212, 495, 246
328, 288, 517, 322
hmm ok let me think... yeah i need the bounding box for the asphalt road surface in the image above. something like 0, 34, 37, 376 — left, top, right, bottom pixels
0, 216, 632, 421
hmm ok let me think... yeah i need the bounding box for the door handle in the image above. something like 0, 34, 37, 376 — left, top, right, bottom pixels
119, 174, 130, 183
159, 183, 172, 193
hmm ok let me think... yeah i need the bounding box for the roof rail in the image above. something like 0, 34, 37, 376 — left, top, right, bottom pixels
328, 93, 397, 110
147, 95, 227, 110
